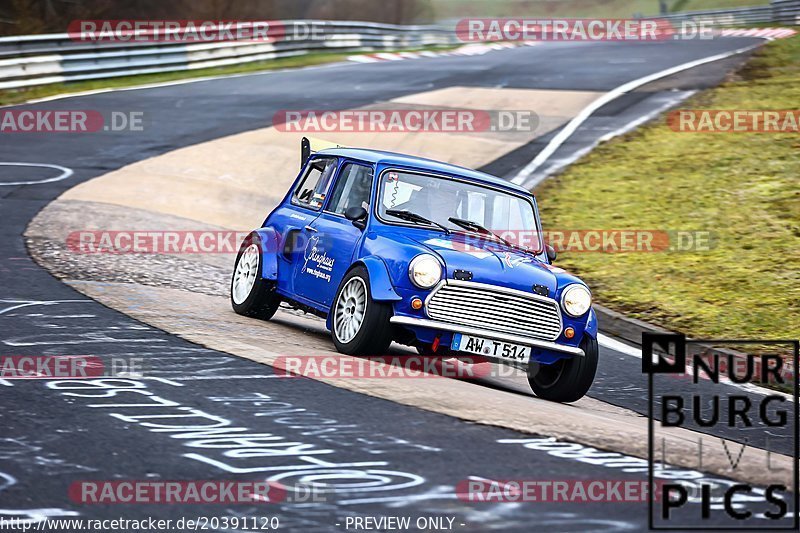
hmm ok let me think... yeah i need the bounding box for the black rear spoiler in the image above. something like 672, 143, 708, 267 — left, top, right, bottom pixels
301, 136, 346, 168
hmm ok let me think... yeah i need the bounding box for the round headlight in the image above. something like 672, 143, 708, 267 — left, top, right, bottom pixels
409, 254, 442, 289
561, 284, 592, 317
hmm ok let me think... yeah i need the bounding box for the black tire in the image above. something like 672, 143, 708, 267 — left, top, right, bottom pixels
230, 232, 280, 320
527, 335, 598, 403
331, 265, 393, 355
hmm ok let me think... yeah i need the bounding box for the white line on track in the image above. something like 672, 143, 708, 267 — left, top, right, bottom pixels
598, 333, 642, 358
0, 299, 89, 315
533, 90, 696, 179
140, 376, 185, 386
597, 333, 791, 399
596, 91, 696, 142
511, 41, 765, 189
0, 162, 73, 186
170, 374, 280, 381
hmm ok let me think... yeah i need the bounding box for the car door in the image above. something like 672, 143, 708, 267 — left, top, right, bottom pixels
292, 161, 374, 308
282, 156, 338, 298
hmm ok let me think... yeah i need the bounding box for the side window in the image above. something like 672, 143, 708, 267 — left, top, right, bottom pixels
292, 157, 337, 210
327, 163, 374, 215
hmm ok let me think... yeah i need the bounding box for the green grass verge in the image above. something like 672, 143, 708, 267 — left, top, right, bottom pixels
536, 35, 800, 345
0, 45, 457, 106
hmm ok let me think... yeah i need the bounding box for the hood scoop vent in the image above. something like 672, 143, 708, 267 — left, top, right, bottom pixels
453, 270, 473, 281
532, 284, 549, 297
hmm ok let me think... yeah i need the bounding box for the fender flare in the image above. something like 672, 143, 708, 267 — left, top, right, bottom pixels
584, 307, 598, 339
358, 256, 402, 302
252, 227, 279, 280
325, 256, 401, 331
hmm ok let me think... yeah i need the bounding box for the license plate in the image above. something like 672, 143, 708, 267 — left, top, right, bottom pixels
451, 333, 531, 363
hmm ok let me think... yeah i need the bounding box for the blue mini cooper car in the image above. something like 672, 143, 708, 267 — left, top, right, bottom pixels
231, 141, 598, 402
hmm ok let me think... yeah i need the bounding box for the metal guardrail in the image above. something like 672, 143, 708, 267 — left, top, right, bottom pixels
1, 4, 798, 93
655, 0, 800, 27
773, 0, 800, 24
0, 20, 457, 90
657, 6, 774, 26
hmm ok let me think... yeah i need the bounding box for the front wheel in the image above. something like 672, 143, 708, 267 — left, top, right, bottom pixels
331, 266, 393, 355
527, 335, 598, 403
231, 232, 280, 320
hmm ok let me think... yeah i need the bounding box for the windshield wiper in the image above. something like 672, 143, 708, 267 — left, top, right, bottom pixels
448, 217, 510, 244
448, 217, 538, 255
386, 209, 451, 234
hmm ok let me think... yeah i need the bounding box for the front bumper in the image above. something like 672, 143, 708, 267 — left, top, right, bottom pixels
389, 316, 585, 357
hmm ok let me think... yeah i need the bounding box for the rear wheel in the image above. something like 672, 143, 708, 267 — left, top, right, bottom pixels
231, 233, 280, 320
331, 266, 393, 355
527, 335, 598, 403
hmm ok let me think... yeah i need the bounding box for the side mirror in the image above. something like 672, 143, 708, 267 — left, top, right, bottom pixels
546, 244, 557, 262
345, 206, 368, 229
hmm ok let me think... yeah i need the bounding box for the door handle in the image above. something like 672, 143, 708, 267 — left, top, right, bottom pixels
304, 225, 318, 233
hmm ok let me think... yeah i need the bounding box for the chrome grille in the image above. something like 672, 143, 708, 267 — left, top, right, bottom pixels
426, 281, 562, 341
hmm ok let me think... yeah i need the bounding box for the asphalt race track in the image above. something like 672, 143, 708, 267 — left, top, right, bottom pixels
1, 37, 794, 531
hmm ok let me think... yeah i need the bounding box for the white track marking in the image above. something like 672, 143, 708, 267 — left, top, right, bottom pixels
597, 333, 791, 399
0, 162, 73, 186
141, 376, 185, 386
347, 55, 380, 63
170, 374, 280, 381
0, 299, 89, 316
596, 90, 696, 142
534, 90, 696, 179
598, 333, 642, 358
373, 52, 405, 61
347, 42, 540, 64
511, 42, 765, 188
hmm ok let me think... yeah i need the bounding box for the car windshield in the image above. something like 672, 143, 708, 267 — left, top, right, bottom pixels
378, 170, 541, 251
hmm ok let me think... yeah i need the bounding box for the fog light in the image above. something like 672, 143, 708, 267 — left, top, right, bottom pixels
411, 297, 423, 310
564, 327, 575, 339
